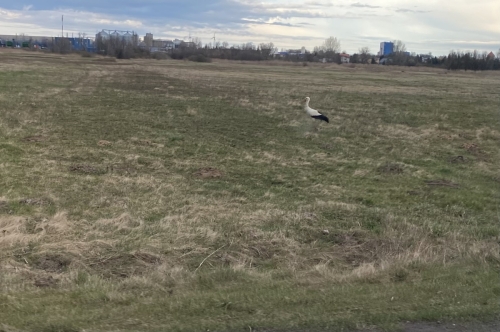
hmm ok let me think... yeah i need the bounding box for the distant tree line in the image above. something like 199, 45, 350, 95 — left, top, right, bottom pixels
94, 35, 149, 59
442, 51, 499, 70
374, 50, 500, 71
170, 42, 278, 61
51, 34, 500, 71
52, 38, 72, 54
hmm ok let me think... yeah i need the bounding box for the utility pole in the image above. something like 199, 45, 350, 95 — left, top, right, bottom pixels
62, 15, 64, 38
212, 33, 216, 48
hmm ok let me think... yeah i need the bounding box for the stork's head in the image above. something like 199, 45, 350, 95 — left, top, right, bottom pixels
303, 97, 310, 103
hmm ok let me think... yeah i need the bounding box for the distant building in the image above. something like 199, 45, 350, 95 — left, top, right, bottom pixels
487, 51, 495, 59
96, 29, 138, 45
379, 42, 394, 56
151, 39, 164, 48
287, 48, 306, 56
173, 39, 183, 48
180, 41, 196, 48
0, 34, 52, 48
139, 33, 176, 52
165, 40, 174, 50
153, 39, 174, 50
54, 37, 95, 52
420, 54, 432, 63
144, 33, 153, 47
340, 53, 350, 63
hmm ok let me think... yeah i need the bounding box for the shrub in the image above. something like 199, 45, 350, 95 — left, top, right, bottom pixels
80, 51, 93, 58
188, 54, 211, 63
152, 52, 169, 60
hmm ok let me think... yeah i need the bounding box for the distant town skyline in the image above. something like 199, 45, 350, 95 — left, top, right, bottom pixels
0, 1, 498, 56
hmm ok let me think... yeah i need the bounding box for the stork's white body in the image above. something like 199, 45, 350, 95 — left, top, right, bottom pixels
303, 97, 329, 123
305, 103, 322, 117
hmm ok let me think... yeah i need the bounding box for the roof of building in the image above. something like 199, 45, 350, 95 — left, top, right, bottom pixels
340, 53, 350, 57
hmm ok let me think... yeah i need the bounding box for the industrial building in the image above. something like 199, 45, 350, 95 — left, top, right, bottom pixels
138, 33, 190, 52
54, 37, 95, 52
0, 34, 52, 48
95, 29, 138, 45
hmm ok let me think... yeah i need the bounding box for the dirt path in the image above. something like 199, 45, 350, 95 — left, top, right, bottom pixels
402, 321, 500, 332
258, 320, 500, 332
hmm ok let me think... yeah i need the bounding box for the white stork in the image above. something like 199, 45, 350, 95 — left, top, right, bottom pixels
303, 97, 329, 123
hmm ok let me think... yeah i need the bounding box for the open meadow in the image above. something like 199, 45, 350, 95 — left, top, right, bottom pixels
0, 50, 499, 331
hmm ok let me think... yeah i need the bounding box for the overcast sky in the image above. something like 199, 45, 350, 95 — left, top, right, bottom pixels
0, 1, 498, 55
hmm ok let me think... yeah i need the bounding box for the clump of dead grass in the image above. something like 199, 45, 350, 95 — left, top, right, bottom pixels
194, 167, 223, 179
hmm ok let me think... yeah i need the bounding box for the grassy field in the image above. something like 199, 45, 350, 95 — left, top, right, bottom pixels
0, 50, 499, 332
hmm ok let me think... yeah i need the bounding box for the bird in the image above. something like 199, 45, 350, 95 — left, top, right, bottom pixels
303, 97, 329, 123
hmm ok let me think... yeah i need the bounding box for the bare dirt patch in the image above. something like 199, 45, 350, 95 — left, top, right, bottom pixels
461, 142, 488, 160
194, 167, 223, 179
133, 251, 163, 264
34, 275, 59, 288
424, 179, 460, 188
130, 138, 164, 148
97, 140, 112, 146
449, 155, 467, 164
19, 197, 51, 206
378, 163, 404, 174
88, 251, 162, 279
332, 231, 382, 267
31, 253, 72, 273
23, 135, 45, 142
108, 163, 138, 176
0, 200, 7, 212
69, 164, 106, 175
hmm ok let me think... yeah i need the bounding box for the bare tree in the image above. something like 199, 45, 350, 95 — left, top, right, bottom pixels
259, 42, 277, 57
95, 35, 136, 59
392, 40, 407, 53
53, 37, 71, 54
191, 37, 202, 48
497, 48, 500, 58
222, 41, 229, 49
313, 36, 340, 54
322, 36, 341, 53
241, 42, 254, 50
359, 46, 371, 63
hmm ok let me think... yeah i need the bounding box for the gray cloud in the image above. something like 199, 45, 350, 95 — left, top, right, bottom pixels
396, 8, 430, 14
351, 3, 381, 9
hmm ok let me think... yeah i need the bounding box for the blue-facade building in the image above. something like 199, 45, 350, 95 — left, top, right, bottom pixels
379, 42, 394, 56
54, 37, 95, 52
